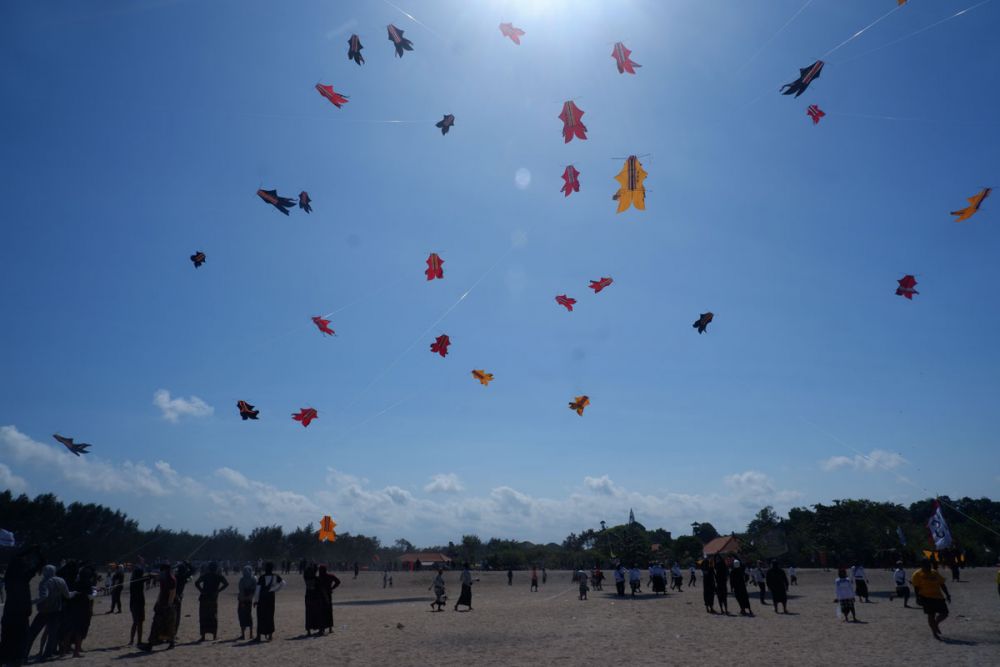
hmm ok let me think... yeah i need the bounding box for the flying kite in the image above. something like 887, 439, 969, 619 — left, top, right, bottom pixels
693, 312, 713, 334
896, 275, 919, 299
53, 434, 91, 456
589, 277, 613, 293
561, 165, 580, 197
387, 24, 413, 57
612, 42, 640, 74
425, 253, 444, 280
807, 104, 825, 125
319, 515, 337, 542
568, 395, 590, 416
298, 191, 312, 213
499, 22, 524, 45
898, 0, 908, 5
312, 316, 335, 336
950, 188, 991, 222
316, 84, 349, 108
780, 60, 824, 98
257, 189, 295, 215
430, 334, 451, 357
613, 155, 647, 213
190, 251, 206, 268
293, 408, 318, 427
237, 401, 259, 420
555, 295, 577, 311
347, 34, 364, 65
559, 101, 587, 143
436, 114, 455, 135
471, 370, 494, 386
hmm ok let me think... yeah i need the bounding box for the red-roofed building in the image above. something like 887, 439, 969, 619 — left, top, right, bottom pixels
702, 535, 742, 556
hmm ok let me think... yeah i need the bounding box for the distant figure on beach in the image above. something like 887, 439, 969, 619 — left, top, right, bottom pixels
194, 561, 229, 641
751, 561, 767, 603
25, 563, 76, 659
173, 561, 195, 634
889, 561, 911, 607
65, 563, 97, 658
542, 567, 547, 585
507, 567, 513, 586
614, 565, 626, 597
628, 565, 642, 598
788, 564, 798, 586
530, 566, 538, 592
455, 563, 475, 611
128, 565, 146, 646
714, 557, 729, 614
139, 563, 176, 652
852, 563, 870, 603
835, 568, 858, 622
317, 565, 341, 635
429, 568, 447, 611
353, 562, 359, 579
950, 560, 961, 582
237, 566, 255, 639
766, 561, 789, 614
303, 563, 323, 636
578, 570, 589, 600
649, 562, 666, 595
730, 558, 753, 616
911, 558, 951, 640
108, 564, 125, 614
592, 566, 603, 591
254, 562, 284, 642
701, 557, 716, 613
670, 562, 683, 591
688, 562, 697, 587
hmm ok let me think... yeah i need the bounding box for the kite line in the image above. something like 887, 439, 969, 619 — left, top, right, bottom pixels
736, 0, 815, 73
383, 0, 441, 38
822, 2, 903, 59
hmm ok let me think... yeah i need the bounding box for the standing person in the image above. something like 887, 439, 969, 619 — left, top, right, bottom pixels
173, 562, 194, 636
317, 565, 340, 635
24, 564, 74, 661
766, 561, 790, 614
302, 564, 323, 636
454, 563, 475, 611
613, 564, 626, 597
714, 557, 730, 615
730, 558, 753, 616
851, 563, 870, 603
649, 563, 666, 596
751, 561, 767, 603
688, 562, 697, 588
127, 565, 146, 646
577, 570, 589, 600
139, 563, 176, 652
701, 558, 716, 614
592, 566, 604, 591
530, 567, 539, 592
194, 561, 229, 642
107, 565, 125, 614
835, 568, 858, 622
507, 567, 513, 586
911, 558, 951, 640
788, 564, 798, 586
670, 562, 684, 591
628, 565, 642, 598
253, 562, 284, 642
236, 566, 255, 640
429, 568, 447, 611
352, 562, 359, 580
0, 546, 41, 666
889, 561, 911, 608
64, 564, 96, 658
950, 560, 961, 583
542, 567, 547, 585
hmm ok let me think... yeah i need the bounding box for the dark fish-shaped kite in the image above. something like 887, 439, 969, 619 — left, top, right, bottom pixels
781, 60, 823, 98
896, 275, 918, 300
53, 434, 91, 457
559, 101, 587, 143
436, 114, 455, 135
299, 191, 312, 213
316, 83, 349, 108
561, 165, 580, 197
190, 251, 206, 268
499, 22, 525, 45
257, 189, 295, 215
430, 334, 451, 357
693, 312, 713, 334
387, 24, 413, 57
293, 407, 318, 427
612, 42, 640, 74
237, 401, 259, 420
347, 34, 365, 65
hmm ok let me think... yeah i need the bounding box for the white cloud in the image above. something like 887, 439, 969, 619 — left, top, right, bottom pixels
822, 449, 906, 473
153, 389, 213, 423
0, 462, 29, 494
424, 473, 464, 494
584, 474, 623, 497
213, 467, 319, 524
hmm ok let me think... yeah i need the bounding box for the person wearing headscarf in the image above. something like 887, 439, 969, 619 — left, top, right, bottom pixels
24, 563, 75, 660
766, 561, 790, 614
730, 558, 753, 616
0, 546, 41, 666
253, 562, 284, 641
194, 561, 229, 641
317, 565, 341, 634
454, 563, 474, 611
64, 564, 97, 658
714, 557, 730, 615
701, 557, 716, 614
139, 563, 176, 652
237, 566, 255, 640
127, 565, 146, 646
107, 564, 125, 614
302, 563, 323, 636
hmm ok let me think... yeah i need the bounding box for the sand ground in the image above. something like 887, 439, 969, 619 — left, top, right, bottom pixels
10, 568, 999, 666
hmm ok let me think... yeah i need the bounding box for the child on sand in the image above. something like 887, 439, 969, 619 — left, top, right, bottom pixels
834, 568, 858, 622
889, 561, 911, 608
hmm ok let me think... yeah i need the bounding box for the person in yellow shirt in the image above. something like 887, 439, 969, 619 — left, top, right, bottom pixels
910, 559, 951, 640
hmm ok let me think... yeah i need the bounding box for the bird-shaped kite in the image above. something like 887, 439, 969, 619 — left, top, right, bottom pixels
555, 295, 577, 311
237, 401, 259, 420
568, 395, 590, 416
316, 83, 349, 108
257, 189, 295, 215
807, 104, 825, 125
612, 42, 640, 74
896, 275, 919, 300
347, 34, 365, 65
559, 101, 587, 143
589, 277, 613, 293
436, 114, 455, 135
293, 408, 318, 427
950, 188, 991, 222
53, 434, 91, 456
298, 191, 312, 213
319, 515, 337, 542
781, 60, 823, 97
190, 251, 206, 268
499, 22, 525, 45
430, 334, 451, 357
561, 165, 580, 197
425, 253, 444, 280
613, 155, 647, 213
387, 24, 413, 57
472, 370, 494, 386
693, 312, 714, 334
312, 316, 335, 336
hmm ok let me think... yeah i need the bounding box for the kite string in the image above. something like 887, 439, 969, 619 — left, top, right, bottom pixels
821, 3, 902, 59
736, 0, 815, 73
383, 0, 441, 38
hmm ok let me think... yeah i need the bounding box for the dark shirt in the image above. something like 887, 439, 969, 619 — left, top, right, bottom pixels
195, 572, 229, 597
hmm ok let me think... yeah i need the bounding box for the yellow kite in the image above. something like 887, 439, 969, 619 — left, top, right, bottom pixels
950, 187, 991, 222
471, 369, 494, 386
613, 155, 647, 213
318, 515, 337, 542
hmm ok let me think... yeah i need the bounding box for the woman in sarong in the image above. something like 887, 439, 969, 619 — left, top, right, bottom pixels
454, 563, 474, 611
714, 557, 730, 615
236, 566, 255, 640
194, 561, 229, 641
254, 562, 284, 641
303, 564, 323, 636
701, 558, 716, 613
139, 563, 176, 652
730, 558, 753, 616
317, 565, 341, 634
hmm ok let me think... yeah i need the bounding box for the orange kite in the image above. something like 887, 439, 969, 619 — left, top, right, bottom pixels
319, 515, 337, 542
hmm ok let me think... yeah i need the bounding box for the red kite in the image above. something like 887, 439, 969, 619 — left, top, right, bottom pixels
612, 42, 640, 74
190, 251, 206, 268
53, 434, 91, 456
559, 101, 587, 143
568, 395, 590, 416
950, 188, 991, 222
293, 407, 318, 427
896, 275, 918, 300
319, 515, 337, 542
312, 316, 335, 336
781, 60, 824, 97
348, 34, 364, 65
471, 369, 494, 386
555, 295, 576, 311
499, 22, 525, 45
589, 277, 613, 293
387, 24, 413, 57
298, 191, 312, 213
693, 312, 713, 333
430, 334, 451, 357
316, 84, 349, 108
425, 253, 444, 280
561, 165, 580, 197
807, 104, 825, 125
257, 189, 295, 215
237, 401, 259, 420
613, 155, 647, 213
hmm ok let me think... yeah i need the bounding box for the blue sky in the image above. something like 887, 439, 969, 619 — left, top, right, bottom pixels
1, 0, 998, 546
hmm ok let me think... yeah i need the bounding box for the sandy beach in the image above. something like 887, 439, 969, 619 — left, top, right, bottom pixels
12, 567, 997, 666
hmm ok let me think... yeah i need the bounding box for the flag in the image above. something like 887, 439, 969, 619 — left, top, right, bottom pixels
896, 525, 907, 546
927, 500, 952, 550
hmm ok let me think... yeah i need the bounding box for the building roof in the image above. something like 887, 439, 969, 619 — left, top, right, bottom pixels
703, 535, 741, 555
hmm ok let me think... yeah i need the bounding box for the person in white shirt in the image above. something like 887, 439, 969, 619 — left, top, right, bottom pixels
688, 563, 697, 588
851, 564, 870, 603
888, 561, 911, 607
613, 564, 626, 597
834, 568, 858, 622
751, 562, 767, 603
454, 563, 475, 611
671, 562, 684, 591
788, 565, 798, 586
628, 566, 642, 598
